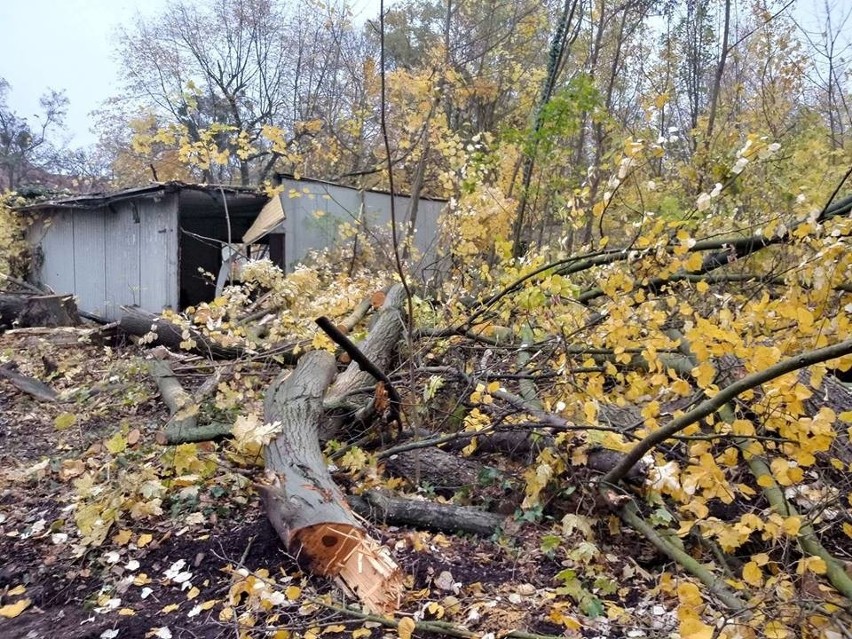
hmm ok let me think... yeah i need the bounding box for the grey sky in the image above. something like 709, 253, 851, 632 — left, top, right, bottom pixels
0, 0, 382, 148
0, 0, 168, 147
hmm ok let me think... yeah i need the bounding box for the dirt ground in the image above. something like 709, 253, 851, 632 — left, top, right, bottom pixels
0, 330, 668, 639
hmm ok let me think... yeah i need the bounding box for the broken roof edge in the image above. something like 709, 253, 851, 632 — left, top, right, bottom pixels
14, 181, 267, 212
275, 173, 449, 203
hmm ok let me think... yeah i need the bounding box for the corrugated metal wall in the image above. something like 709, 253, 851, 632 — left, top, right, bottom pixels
275, 178, 446, 275
28, 195, 180, 320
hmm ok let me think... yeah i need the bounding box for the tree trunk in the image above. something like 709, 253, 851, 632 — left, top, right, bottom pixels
118, 307, 243, 360
262, 350, 403, 613
348, 490, 506, 536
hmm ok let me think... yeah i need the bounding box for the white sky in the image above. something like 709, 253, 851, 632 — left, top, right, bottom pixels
0, 0, 383, 148
0, 0, 169, 147
0, 1, 843, 150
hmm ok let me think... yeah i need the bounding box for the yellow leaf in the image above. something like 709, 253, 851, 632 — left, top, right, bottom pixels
397, 617, 416, 639
426, 601, 445, 618
757, 474, 775, 488
352, 628, 372, 639
691, 362, 715, 388
161, 603, 180, 613
679, 614, 714, 639
796, 307, 814, 332
137, 533, 153, 548
0, 599, 31, 618
54, 412, 77, 430
113, 529, 133, 545
781, 516, 802, 537
742, 561, 763, 586
322, 625, 346, 634
118, 608, 136, 616
285, 586, 301, 600
797, 556, 827, 575
695, 280, 709, 294
186, 586, 200, 600
676, 582, 703, 607
7, 585, 26, 596
685, 252, 704, 271
105, 432, 127, 455
671, 379, 692, 396
765, 621, 790, 639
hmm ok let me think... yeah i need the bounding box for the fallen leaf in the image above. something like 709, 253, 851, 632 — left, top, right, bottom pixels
397, 617, 415, 639
0, 598, 31, 618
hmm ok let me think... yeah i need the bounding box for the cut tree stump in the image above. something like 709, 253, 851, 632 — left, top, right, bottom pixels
262, 349, 403, 613
0, 294, 80, 329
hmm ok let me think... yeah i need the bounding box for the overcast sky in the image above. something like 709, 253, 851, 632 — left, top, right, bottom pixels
0, 0, 383, 148
0, 0, 167, 146
0, 1, 843, 150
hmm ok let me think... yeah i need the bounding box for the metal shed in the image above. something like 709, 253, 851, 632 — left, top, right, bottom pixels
242, 176, 448, 277
21, 183, 269, 320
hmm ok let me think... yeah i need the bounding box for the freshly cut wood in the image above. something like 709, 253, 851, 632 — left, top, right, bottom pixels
0, 294, 79, 329
262, 350, 403, 613
119, 306, 243, 359
347, 490, 506, 536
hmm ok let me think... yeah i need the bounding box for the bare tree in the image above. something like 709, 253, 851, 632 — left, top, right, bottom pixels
0, 78, 68, 190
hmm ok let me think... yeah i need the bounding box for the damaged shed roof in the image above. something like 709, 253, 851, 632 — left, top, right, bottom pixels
16, 181, 268, 212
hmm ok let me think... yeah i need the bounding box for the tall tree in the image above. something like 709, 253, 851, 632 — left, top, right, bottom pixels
0, 78, 68, 190
116, 0, 359, 185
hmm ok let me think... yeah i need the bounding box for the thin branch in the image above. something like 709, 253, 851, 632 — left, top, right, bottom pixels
602, 338, 852, 485
315, 315, 401, 425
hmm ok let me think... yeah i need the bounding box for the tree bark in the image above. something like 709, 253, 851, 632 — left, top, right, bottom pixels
0, 294, 79, 329
262, 350, 403, 613
118, 307, 243, 360
321, 285, 407, 437
348, 490, 506, 536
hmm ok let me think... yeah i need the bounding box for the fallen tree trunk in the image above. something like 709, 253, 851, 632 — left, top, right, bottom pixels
0, 293, 79, 329
118, 307, 243, 359
322, 285, 408, 436
262, 350, 403, 613
0, 363, 59, 403
348, 490, 506, 536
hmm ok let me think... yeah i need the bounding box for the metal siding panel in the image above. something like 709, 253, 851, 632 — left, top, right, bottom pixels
139, 194, 179, 313
72, 210, 107, 317
275, 179, 444, 274
104, 201, 142, 320
36, 210, 76, 295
